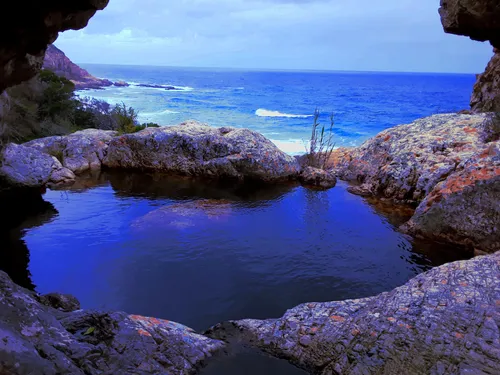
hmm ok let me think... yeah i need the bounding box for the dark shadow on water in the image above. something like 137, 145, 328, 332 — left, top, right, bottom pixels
0, 187, 59, 290
103, 170, 298, 202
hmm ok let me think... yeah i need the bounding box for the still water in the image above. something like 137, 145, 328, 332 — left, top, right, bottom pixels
1, 171, 469, 374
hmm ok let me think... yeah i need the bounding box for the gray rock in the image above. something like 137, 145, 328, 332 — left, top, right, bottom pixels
0, 143, 57, 187
103, 121, 300, 182
38, 293, 81, 312
0, 271, 224, 375
299, 166, 337, 190
208, 252, 500, 375
25, 129, 117, 174
329, 113, 500, 252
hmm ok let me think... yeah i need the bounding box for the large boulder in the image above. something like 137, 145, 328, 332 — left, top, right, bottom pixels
0, 270, 224, 375
103, 121, 300, 182
329, 113, 500, 252
0, 143, 74, 187
25, 129, 117, 174
0, 0, 109, 93
208, 251, 500, 375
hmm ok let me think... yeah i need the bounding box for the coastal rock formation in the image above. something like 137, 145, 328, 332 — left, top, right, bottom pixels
330, 113, 500, 252
471, 50, 500, 112
208, 251, 500, 374
0, 0, 109, 93
0, 143, 74, 187
439, 0, 500, 112
0, 270, 224, 375
43, 45, 113, 90
103, 121, 301, 182
25, 129, 118, 174
299, 166, 337, 190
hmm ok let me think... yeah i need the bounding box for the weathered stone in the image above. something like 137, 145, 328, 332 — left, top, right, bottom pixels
439, 0, 500, 112
103, 121, 300, 182
0, 270, 224, 374
208, 252, 500, 375
0, 143, 58, 187
25, 129, 117, 174
329, 113, 500, 252
43, 44, 113, 90
0, 1, 109, 93
439, 0, 500, 48
471, 51, 500, 112
299, 166, 337, 190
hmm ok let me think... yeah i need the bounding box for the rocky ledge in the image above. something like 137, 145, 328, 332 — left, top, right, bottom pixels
0, 271, 224, 374
208, 251, 500, 375
1, 122, 322, 189
329, 113, 500, 253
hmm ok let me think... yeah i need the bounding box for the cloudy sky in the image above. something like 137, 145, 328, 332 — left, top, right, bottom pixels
56, 0, 493, 73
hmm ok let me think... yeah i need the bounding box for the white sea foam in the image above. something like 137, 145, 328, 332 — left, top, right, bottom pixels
256, 109, 313, 119
270, 139, 307, 155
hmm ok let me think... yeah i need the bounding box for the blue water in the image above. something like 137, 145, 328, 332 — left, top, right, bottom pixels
80, 64, 475, 154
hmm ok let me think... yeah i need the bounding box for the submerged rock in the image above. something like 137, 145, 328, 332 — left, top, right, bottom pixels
299, 166, 337, 190
103, 121, 300, 182
25, 129, 117, 174
0, 270, 224, 375
329, 113, 500, 252
208, 251, 500, 375
132, 199, 233, 231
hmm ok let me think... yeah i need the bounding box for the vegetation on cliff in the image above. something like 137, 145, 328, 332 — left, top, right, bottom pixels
0, 70, 158, 146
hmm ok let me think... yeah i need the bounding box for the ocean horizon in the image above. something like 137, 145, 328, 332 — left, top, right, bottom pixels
79, 64, 476, 154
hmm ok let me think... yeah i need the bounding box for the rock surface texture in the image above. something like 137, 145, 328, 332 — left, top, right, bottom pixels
439, 0, 500, 112
43, 44, 113, 89
103, 121, 300, 182
0, 0, 109, 93
0, 271, 224, 375
471, 50, 500, 112
25, 129, 118, 174
208, 252, 500, 375
329, 113, 500, 252
299, 166, 337, 190
0, 143, 74, 187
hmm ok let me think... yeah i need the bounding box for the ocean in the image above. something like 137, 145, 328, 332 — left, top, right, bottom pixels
79, 64, 476, 154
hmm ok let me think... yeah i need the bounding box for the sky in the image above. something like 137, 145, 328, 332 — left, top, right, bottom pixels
56, 0, 494, 73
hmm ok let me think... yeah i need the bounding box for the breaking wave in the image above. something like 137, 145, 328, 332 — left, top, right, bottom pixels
255, 109, 313, 118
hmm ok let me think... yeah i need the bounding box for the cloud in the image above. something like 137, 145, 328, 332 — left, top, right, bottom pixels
55, 0, 493, 72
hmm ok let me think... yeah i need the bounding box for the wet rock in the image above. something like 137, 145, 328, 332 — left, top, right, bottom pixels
0, 143, 63, 187
299, 166, 337, 190
43, 45, 113, 90
208, 252, 500, 375
0, 1, 109, 93
113, 80, 130, 87
0, 270, 224, 374
25, 129, 117, 174
329, 113, 500, 252
103, 121, 300, 182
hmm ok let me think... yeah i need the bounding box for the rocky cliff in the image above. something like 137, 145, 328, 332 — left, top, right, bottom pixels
439, 0, 500, 112
0, 0, 109, 93
43, 44, 113, 89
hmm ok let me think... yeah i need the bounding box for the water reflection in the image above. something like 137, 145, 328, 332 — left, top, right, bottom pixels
2, 171, 472, 335
0, 188, 59, 289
